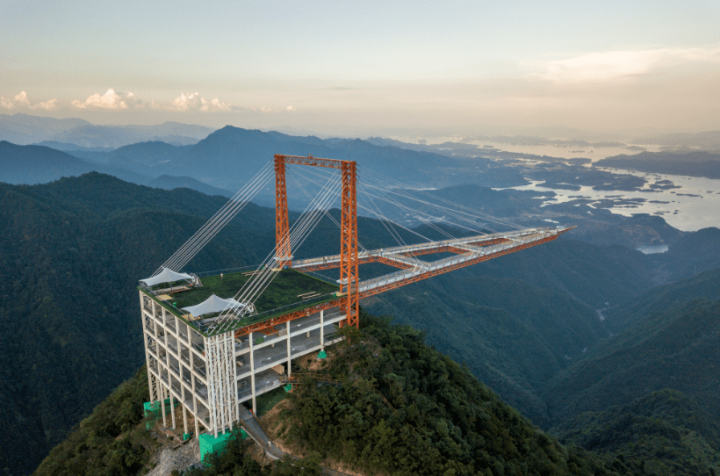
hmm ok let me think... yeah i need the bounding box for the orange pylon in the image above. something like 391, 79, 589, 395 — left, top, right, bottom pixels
339, 161, 359, 328
273, 155, 359, 329
274, 156, 291, 268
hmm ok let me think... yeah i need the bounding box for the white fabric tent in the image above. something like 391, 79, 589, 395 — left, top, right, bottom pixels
139, 267, 193, 287
181, 294, 254, 317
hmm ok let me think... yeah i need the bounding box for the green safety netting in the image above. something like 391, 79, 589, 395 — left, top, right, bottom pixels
199, 429, 248, 462
143, 399, 179, 429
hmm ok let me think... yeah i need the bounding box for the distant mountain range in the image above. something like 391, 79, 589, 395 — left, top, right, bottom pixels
0, 113, 214, 148
596, 150, 720, 180
2, 173, 719, 475
0, 128, 704, 251
0, 140, 231, 197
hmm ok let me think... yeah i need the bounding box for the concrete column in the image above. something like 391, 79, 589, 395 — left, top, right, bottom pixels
170, 393, 176, 429
320, 310, 325, 348
286, 322, 292, 377
140, 292, 154, 403
161, 308, 168, 347
192, 374, 200, 437
250, 333, 256, 414
181, 382, 188, 436
160, 385, 167, 427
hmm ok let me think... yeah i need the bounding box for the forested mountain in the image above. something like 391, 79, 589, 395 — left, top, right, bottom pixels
554, 389, 720, 474
34, 316, 623, 476
0, 141, 150, 185
2, 172, 719, 475
0, 141, 96, 184
543, 298, 720, 427
603, 267, 720, 332
147, 175, 232, 197
0, 174, 275, 475
651, 228, 720, 283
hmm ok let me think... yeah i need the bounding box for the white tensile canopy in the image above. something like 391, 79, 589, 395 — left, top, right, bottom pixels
181, 294, 254, 318
139, 267, 193, 287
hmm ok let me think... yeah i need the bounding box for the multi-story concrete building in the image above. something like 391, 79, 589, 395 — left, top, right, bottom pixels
139, 269, 345, 439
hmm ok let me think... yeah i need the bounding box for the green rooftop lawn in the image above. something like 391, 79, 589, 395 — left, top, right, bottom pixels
171, 269, 338, 313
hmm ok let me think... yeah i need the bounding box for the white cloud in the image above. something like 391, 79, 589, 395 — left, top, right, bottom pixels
0, 91, 59, 110
3, 89, 231, 113
71, 89, 140, 109
537, 46, 720, 83
169, 92, 231, 111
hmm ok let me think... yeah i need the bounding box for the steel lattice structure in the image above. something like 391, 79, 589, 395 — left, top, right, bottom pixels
138, 153, 573, 440
274, 154, 359, 329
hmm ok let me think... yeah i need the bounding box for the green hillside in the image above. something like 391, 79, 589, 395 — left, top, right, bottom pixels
553, 389, 720, 475
0, 173, 276, 475
34, 315, 623, 476
542, 298, 720, 426
603, 267, 720, 332
364, 272, 609, 426
2, 172, 718, 475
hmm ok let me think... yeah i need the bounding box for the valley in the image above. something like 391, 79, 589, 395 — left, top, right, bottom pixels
0, 169, 717, 475
0, 120, 719, 476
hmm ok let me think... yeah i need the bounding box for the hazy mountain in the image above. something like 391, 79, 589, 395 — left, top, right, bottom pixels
651, 227, 720, 282
0, 113, 214, 148
0, 141, 96, 184
0, 114, 91, 145
164, 126, 479, 190
33, 140, 114, 152
632, 130, 720, 151
554, 389, 720, 475
48, 122, 213, 149
596, 151, 720, 179
542, 297, 720, 427
0, 142, 230, 198
148, 174, 232, 197
602, 266, 720, 333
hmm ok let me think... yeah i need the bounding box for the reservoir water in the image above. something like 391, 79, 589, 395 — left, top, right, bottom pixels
496, 168, 720, 232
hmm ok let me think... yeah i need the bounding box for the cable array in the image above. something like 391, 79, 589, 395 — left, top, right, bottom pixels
153, 162, 274, 276
160, 156, 526, 334
207, 170, 342, 332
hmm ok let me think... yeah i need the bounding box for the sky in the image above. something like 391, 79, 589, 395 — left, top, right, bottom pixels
1, 0, 719, 138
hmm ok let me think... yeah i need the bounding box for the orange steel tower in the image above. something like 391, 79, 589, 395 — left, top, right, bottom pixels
273, 154, 359, 328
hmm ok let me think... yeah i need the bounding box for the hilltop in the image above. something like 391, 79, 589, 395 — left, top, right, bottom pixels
34, 313, 622, 476
2, 173, 720, 475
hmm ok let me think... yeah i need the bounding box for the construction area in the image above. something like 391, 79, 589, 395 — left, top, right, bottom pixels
137, 153, 570, 461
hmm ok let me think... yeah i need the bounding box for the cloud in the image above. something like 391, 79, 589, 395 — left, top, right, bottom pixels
0, 91, 58, 110
71, 89, 140, 109
169, 92, 231, 111
287, 105, 295, 111
537, 46, 720, 83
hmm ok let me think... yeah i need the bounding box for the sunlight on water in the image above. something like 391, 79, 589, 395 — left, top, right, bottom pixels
494, 170, 720, 232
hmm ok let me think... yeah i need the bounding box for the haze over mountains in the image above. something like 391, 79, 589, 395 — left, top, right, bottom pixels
1, 115, 720, 475
2, 171, 720, 475
4, 115, 717, 248
0, 113, 214, 148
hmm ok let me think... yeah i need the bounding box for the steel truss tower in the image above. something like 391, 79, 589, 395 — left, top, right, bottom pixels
273, 154, 359, 328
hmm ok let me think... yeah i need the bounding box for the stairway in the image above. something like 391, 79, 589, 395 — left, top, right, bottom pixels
237, 404, 349, 475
